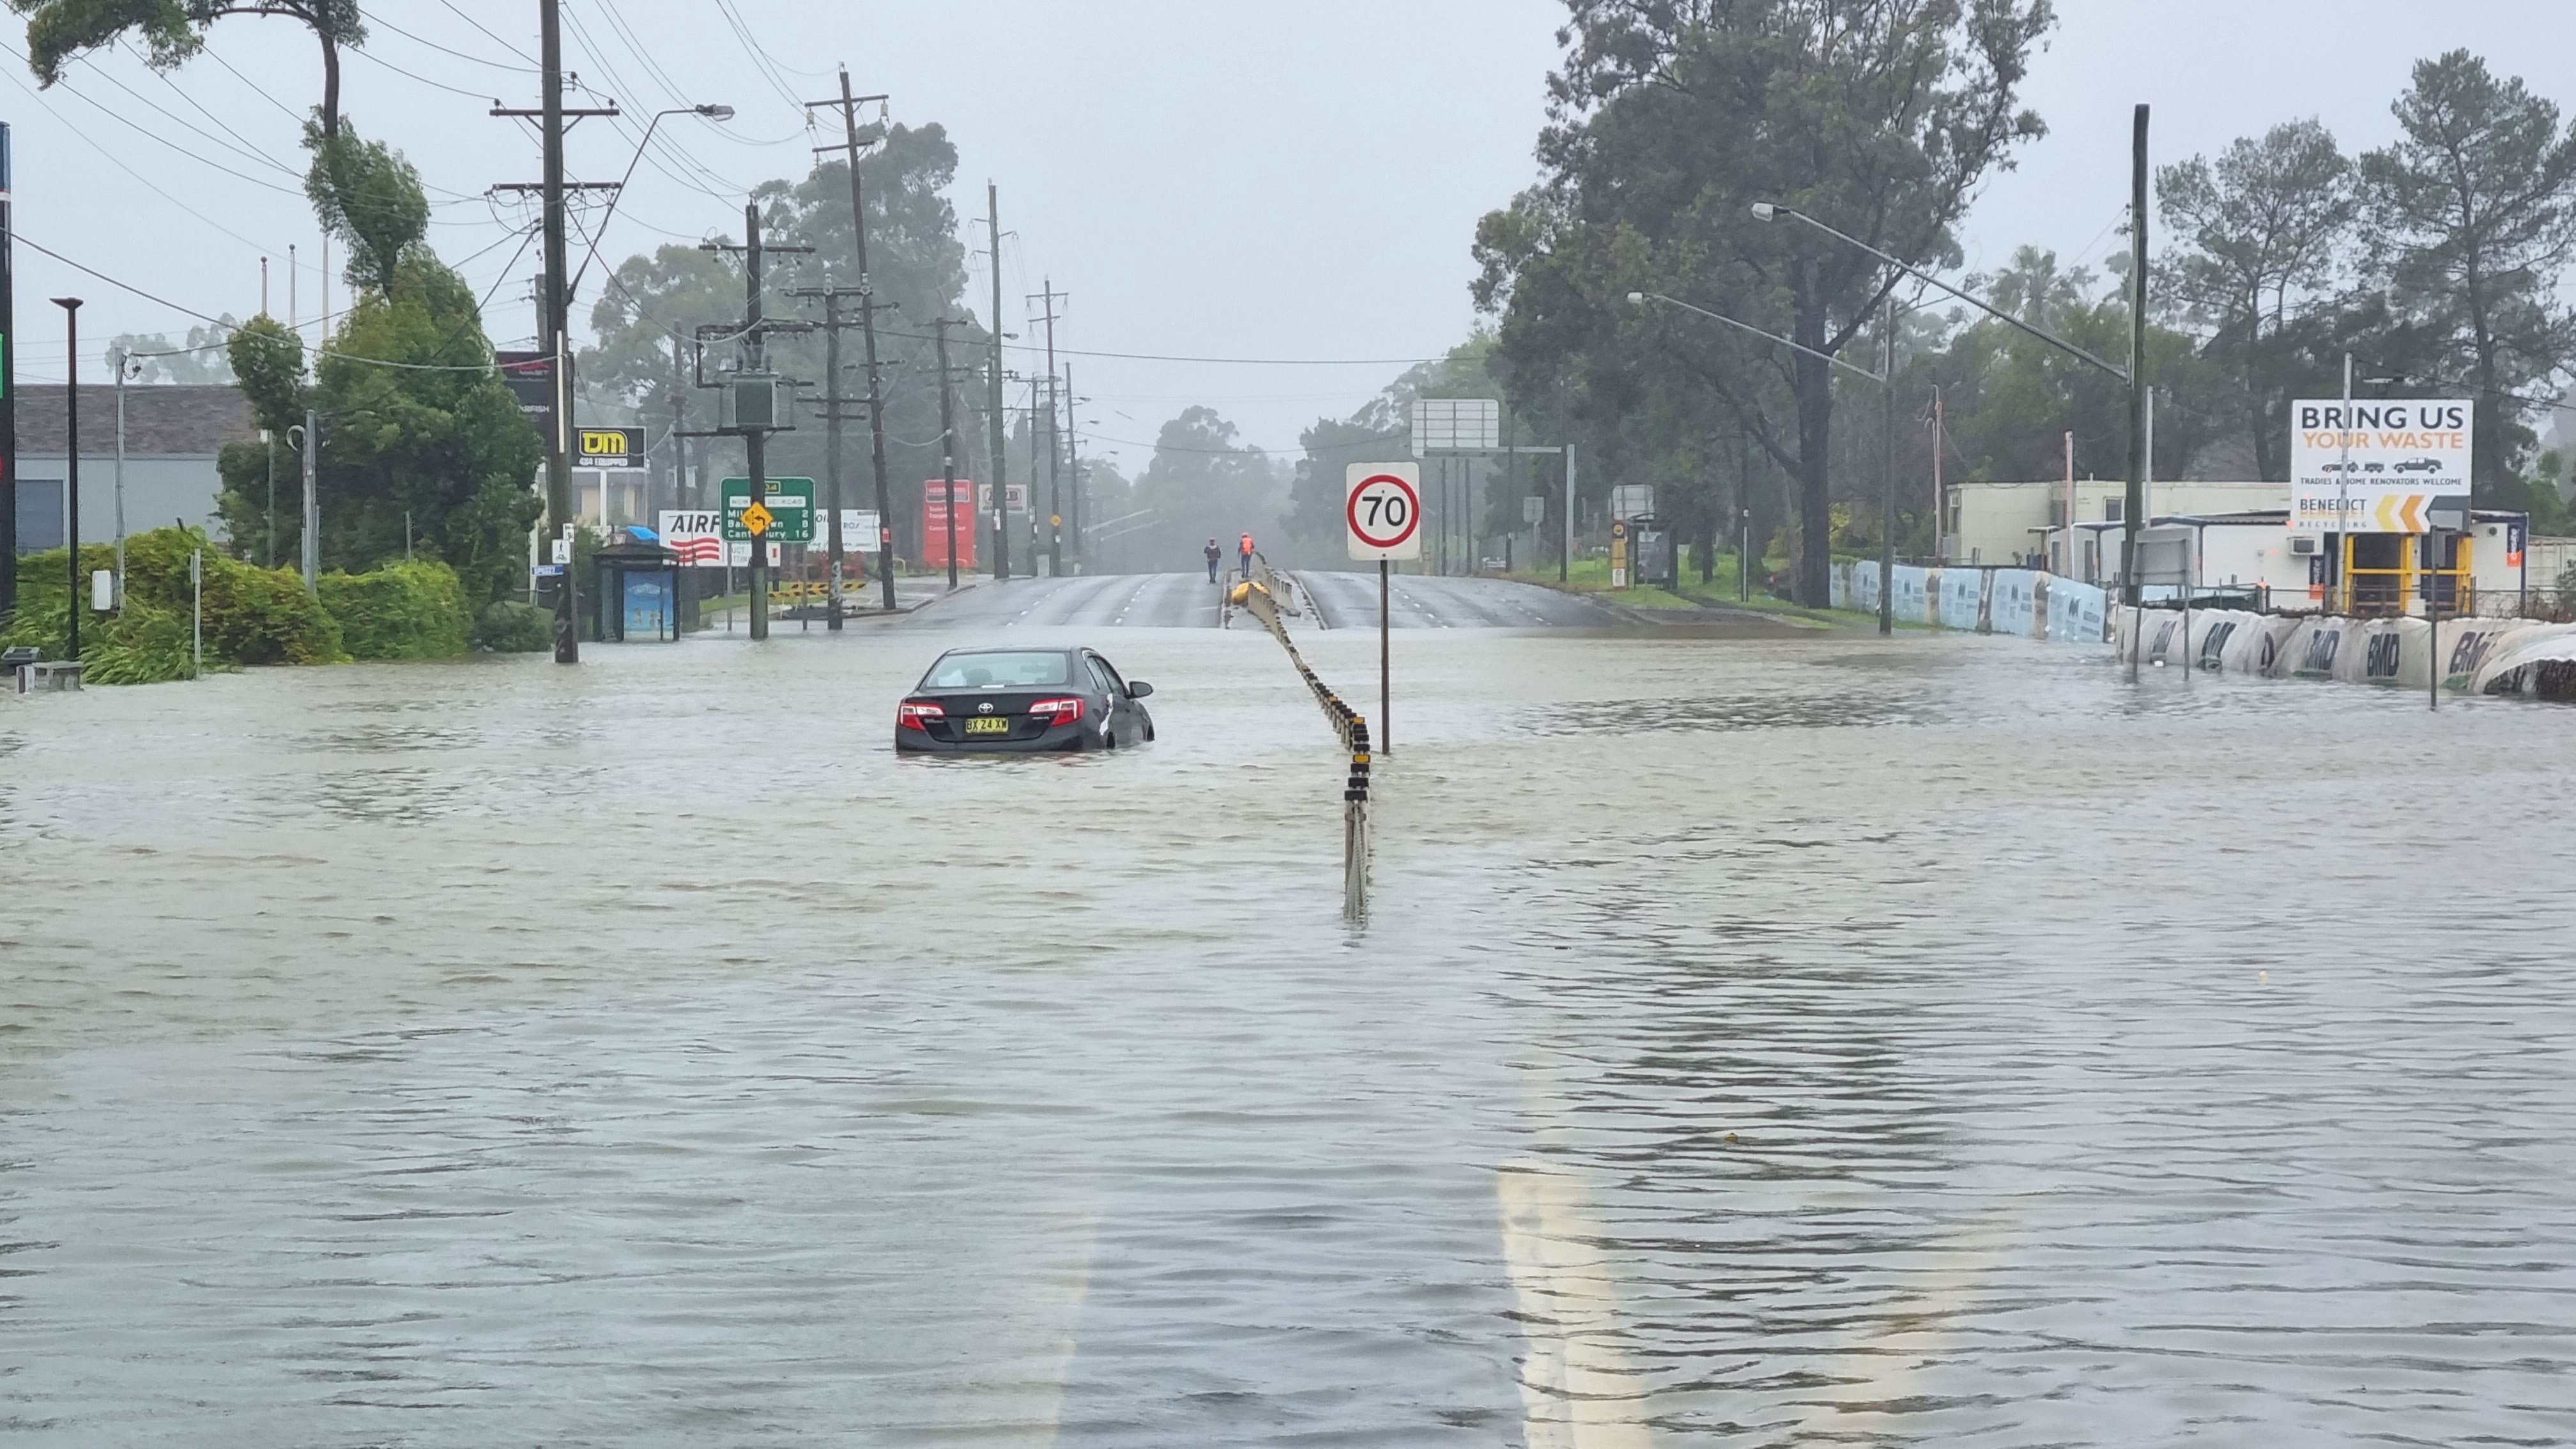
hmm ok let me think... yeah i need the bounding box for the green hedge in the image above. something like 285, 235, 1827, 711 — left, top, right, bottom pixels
3, 529, 548, 680
318, 558, 472, 660
3, 529, 344, 682
473, 599, 551, 653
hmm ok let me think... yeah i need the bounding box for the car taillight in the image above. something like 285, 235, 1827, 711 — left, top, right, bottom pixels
897, 700, 944, 731
1027, 696, 1085, 723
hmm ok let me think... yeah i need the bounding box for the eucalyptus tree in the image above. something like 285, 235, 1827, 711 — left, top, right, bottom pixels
2360, 50, 2576, 495
12, 0, 363, 142
1475, 0, 2053, 605
2158, 120, 2356, 480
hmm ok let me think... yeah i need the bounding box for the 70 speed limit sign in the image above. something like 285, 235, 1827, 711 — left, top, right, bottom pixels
1346, 463, 1423, 561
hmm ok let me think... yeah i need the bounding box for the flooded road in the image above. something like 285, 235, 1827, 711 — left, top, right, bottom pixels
901, 570, 1626, 630
5, 621, 2575, 1445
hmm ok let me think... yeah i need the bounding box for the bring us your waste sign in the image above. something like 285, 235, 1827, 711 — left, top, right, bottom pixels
2290, 399, 2471, 533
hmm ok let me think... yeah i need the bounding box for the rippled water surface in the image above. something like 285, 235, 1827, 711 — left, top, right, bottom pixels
5, 617, 2575, 1446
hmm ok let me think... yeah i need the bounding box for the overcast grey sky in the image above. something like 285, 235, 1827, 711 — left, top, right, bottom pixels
3, 1, 2566, 467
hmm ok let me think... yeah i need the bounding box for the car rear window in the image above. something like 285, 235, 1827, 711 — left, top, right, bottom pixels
923, 652, 1071, 689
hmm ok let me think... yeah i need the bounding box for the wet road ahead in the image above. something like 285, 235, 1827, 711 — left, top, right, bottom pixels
1294, 570, 1623, 629
905, 570, 1624, 630
907, 571, 1227, 629
6, 623, 2576, 1445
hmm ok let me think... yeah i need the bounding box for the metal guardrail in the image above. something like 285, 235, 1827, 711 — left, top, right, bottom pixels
1238, 577, 1370, 917
1248, 551, 1299, 615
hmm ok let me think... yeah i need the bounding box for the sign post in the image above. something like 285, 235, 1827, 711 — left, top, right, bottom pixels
2426, 493, 2471, 711
0, 122, 15, 617
1347, 463, 1422, 755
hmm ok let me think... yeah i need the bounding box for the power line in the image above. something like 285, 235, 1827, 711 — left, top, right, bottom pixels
559, 6, 737, 194
1, 42, 304, 195
586, 0, 705, 130
15, 232, 227, 323
86, 40, 491, 210
368, 13, 537, 72
73, 45, 299, 179
873, 323, 1451, 368
201, 42, 302, 122
0, 66, 281, 256
714, 0, 809, 107
438, 0, 539, 65
133, 42, 305, 175
346, 43, 504, 102
20, 227, 541, 375
574, 77, 743, 203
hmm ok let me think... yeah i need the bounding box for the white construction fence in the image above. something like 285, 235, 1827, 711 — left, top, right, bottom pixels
1829, 562, 2110, 645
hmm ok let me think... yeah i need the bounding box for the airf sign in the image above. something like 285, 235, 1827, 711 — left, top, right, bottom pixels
577, 427, 644, 469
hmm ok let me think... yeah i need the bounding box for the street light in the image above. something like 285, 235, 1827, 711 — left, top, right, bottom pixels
1629, 288, 1900, 636
1749, 203, 2128, 380
1755, 100, 2149, 662
567, 104, 735, 303
52, 296, 81, 663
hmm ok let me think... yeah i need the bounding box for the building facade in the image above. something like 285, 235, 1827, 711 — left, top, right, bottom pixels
1946, 478, 2288, 571
10, 383, 259, 551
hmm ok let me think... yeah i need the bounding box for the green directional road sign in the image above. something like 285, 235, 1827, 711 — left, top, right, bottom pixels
719, 477, 815, 542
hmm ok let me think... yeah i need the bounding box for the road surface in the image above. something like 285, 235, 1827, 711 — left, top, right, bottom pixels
12, 629, 2574, 1445
1292, 569, 1622, 629
901, 570, 1623, 629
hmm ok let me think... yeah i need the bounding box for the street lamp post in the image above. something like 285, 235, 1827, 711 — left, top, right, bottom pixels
565, 104, 734, 305
1881, 293, 1896, 630
1754, 102, 2150, 663
1627, 288, 1896, 635
52, 296, 80, 661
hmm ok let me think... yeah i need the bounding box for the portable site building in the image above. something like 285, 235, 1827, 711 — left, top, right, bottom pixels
2050, 509, 2536, 616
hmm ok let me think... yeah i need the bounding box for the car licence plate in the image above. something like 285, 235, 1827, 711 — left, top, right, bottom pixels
964, 716, 1011, 735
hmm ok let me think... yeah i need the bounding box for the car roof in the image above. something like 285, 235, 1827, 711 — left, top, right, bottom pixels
938, 645, 1080, 657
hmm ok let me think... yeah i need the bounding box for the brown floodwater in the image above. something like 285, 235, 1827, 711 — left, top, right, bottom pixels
4, 611, 2573, 1446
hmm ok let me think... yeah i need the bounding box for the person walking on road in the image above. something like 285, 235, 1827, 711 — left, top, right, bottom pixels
1204, 537, 1222, 584
1238, 532, 1255, 579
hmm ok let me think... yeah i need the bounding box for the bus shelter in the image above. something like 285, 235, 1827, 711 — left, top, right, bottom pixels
593, 533, 690, 642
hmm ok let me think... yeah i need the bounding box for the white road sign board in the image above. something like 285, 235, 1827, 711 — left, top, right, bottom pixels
661, 509, 780, 568
1411, 397, 1499, 453
2290, 398, 2472, 533
1347, 463, 1423, 560
810, 510, 885, 555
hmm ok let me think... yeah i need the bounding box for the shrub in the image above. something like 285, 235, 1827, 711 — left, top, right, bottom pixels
199, 553, 344, 664
318, 558, 472, 660
81, 606, 208, 685
473, 599, 551, 653
3, 530, 343, 675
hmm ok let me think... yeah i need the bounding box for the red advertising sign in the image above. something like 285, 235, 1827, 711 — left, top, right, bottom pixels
923, 478, 977, 572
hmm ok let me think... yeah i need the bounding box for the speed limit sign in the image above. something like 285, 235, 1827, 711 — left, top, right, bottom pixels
1346, 463, 1423, 561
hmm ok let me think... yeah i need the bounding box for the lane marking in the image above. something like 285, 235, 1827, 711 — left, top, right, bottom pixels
1498, 1165, 1657, 1448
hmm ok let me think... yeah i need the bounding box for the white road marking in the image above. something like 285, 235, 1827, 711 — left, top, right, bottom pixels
1503, 1044, 1656, 1447
1498, 1165, 1657, 1448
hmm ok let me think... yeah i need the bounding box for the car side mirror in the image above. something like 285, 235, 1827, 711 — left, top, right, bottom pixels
1126, 680, 1154, 699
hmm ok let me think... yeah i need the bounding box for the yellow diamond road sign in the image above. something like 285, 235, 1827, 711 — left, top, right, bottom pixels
740, 500, 775, 536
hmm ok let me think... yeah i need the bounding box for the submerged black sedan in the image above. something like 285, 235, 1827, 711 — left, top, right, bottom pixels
894, 647, 1156, 753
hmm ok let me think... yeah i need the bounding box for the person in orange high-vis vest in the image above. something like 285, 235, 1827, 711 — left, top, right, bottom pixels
1238, 532, 1254, 578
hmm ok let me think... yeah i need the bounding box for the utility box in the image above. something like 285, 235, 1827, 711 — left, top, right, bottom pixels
728, 377, 792, 433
